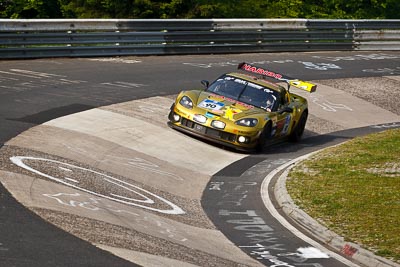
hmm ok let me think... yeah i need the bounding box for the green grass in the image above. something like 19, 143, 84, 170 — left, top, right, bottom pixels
286, 128, 400, 262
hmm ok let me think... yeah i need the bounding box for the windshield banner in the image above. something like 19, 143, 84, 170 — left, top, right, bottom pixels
238, 62, 317, 93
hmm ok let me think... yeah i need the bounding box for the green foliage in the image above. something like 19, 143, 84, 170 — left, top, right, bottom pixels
1, 0, 399, 19
263, 0, 303, 18
1, 0, 62, 18
185, 0, 266, 18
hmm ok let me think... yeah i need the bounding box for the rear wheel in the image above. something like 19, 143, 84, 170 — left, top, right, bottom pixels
289, 111, 308, 142
256, 122, 272, 152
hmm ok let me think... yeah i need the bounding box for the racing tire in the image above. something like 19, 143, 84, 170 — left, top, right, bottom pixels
256, 122, 272, 152
168, 104, 175, 122
289, 111, 308, 142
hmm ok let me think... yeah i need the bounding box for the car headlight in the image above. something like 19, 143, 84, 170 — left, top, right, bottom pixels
179, 96, 193, 109
211, 120, 226, 129
193, 114, 207, 123
235, 118, 258, 127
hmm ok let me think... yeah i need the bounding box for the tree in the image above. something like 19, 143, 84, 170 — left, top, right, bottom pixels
1, 0, 399, 19
1, 0, 61, 18
184, 0, 265, 18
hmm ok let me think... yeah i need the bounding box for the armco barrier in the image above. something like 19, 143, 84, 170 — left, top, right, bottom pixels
0, 19, 399, 59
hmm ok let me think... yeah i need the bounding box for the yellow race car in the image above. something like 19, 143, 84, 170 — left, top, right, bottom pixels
168, 62, 316, 152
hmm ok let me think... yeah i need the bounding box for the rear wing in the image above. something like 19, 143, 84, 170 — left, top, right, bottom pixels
238, 62, 317, 93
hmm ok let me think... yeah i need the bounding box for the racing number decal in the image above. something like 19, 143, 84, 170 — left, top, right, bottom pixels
275, 114, 292, 136
282, 115, 291, 135
198, 99, 224, 111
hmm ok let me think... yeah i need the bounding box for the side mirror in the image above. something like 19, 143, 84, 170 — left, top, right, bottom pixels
201, 80, 209, 88
278, 106, 293, 114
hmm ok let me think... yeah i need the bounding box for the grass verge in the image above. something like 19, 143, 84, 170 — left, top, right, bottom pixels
286, 128, 400, 263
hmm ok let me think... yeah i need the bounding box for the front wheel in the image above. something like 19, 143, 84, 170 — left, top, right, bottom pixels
256, 122, 272, 152
289, 111, 308, 142
168, 104, 176, 121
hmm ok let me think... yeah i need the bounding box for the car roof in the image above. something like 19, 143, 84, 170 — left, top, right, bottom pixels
226, 72, 287, 94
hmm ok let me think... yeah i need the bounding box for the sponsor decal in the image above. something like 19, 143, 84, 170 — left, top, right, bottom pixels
205, 112, 216, 119
198, 99, 224, 111
238, 62, 317, 93
240, 63, 283, 80
223, 106, 242, 121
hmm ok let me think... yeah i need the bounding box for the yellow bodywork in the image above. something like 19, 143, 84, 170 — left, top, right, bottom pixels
168, 72, 312, 151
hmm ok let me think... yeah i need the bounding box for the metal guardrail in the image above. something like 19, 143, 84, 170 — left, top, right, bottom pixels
0, 19, 400, 59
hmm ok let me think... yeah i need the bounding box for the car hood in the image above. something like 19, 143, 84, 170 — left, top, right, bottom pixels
192, 91, 265, 121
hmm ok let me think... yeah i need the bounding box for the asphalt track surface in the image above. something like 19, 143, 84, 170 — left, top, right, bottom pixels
0, 52, 400, 267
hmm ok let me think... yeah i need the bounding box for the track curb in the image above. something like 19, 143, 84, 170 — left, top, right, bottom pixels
270, 148, 400, 267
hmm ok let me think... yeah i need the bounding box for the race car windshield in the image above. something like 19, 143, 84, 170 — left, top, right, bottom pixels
207, 75, 279, 111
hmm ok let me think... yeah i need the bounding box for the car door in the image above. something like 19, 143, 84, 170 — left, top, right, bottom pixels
273, 90, 293, 138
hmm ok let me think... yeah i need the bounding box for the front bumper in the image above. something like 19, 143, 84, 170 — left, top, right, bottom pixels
168, 107, 260, 151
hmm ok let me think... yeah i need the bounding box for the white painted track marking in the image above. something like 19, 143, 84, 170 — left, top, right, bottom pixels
260, 156, 361, 267
10, 156, 185, 215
